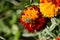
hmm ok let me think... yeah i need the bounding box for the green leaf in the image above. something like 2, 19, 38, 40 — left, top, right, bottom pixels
11, 24, 19, 35
0, 19, 11, 35
14, 31, 22, 40
33, 0, 40, 3
16, 10, 22, 18
9, 14, 17, 26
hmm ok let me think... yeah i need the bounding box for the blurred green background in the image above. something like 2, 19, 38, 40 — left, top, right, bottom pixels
0, 0, 60, 40
0, 0, 39, 40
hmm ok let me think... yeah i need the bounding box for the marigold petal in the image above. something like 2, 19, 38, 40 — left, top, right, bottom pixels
40, 0, 59, 17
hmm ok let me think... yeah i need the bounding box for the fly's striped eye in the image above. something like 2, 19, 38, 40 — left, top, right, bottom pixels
23, 18, 33, 23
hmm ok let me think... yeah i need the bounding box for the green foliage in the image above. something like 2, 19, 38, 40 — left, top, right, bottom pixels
0, 0, 39, 40
0, 0, 60, 40
34, 18, 60, 40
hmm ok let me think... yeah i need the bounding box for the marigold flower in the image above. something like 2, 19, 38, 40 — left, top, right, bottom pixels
20, 5, 47, 32
56, 37, 60, 40
40, 0, 60, 17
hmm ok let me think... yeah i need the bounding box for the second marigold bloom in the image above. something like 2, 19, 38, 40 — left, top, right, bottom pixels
40, 0, 60, 17
20, 5, 47, 32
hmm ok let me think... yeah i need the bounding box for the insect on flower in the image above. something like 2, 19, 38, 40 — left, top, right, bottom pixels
20, 5, 47, 33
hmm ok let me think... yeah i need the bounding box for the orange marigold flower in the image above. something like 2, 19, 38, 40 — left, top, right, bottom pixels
21, 6, 39, 23
20, 5, 47, 32
40, 0, 60, 17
